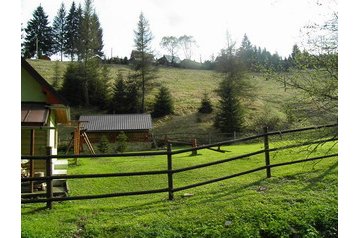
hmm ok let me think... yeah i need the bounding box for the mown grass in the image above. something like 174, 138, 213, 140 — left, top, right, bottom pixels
21, 140, 337, 238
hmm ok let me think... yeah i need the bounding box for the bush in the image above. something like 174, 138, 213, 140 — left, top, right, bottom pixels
116, 131, 128, 153
97, 135, 110, 153
249, 105, 288, 132
198, 92, 213, 114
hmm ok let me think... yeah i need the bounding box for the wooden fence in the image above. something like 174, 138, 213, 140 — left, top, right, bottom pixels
21, 123, 338, 209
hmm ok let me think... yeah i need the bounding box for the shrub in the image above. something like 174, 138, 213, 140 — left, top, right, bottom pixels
198, 92, 213, 114
116, 131, 128, 153
97, 135, 110, 153
250, 105, 288, 132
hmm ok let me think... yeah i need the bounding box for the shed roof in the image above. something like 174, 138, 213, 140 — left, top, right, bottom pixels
21, 103, 49, 125
79, 114, 152, 132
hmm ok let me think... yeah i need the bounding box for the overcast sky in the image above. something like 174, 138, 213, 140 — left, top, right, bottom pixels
21, 0, 336, 61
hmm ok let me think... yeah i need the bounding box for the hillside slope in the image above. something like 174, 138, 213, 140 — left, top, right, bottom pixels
26, 59, 297, 137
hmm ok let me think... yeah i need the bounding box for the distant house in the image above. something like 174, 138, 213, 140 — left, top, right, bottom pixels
79, 114, 153, 143
157, 55, 181, 66
21, 58, 71, 194
129, 50, 155, 63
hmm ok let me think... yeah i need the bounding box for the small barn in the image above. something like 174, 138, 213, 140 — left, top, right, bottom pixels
79, 114, 153, 143
21, 58, 71, 195
157, 55, 181, 66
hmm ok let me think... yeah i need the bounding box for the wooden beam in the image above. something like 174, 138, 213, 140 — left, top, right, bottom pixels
29, 129, 35, 193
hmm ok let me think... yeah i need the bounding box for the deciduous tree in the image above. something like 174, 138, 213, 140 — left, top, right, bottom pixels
160, 36, 179, 64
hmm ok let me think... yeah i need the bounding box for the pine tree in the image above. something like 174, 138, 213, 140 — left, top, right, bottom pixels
24, 5, 53, 58
152, 86, 174, 118
52, 3, 67, 61
132, 12, 158, 113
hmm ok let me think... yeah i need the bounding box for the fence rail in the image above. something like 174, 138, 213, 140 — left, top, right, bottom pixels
21, 124, 338, 209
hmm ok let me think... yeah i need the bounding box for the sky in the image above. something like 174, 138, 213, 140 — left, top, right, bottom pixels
20, 0, 337, 61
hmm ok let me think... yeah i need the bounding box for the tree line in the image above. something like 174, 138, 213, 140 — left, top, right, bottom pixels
22, 0, 103, 61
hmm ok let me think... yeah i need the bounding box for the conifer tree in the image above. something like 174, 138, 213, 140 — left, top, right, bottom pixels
24, 5, 53, 58
64, 1, 81, 61
52, 2, 67, 61
110, 72, 139, 113
214, 33, 248, 133
152, 86, 174, 118
132, 12, 158, 113
214, 78, 244, 133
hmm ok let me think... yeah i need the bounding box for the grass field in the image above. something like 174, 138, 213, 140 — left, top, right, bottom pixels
21, 139, 338, 238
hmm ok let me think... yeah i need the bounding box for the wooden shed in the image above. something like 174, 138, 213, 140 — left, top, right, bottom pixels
21, 58, 71, 195
79, 114, 153, 143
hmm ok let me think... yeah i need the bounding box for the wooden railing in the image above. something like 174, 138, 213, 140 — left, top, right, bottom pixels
21, 123, 338, 209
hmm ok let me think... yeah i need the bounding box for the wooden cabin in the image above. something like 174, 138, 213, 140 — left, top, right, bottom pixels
79, 114, 153, 143
157, 55, 181, 66
21, 58, 71, 195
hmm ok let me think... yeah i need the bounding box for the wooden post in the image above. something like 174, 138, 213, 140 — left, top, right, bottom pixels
29, 129, 35, 193
191, 138, 198, 156
263, 127, 271, 178
46, 147, 53, 209
74, 126, 80, 165
167, 143, 174, 200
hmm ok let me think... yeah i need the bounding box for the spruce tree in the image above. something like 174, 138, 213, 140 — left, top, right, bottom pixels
132, 12, 158, 113
111, 72, 128, 113
64, 1, 81, 61
24, 5, 53, 58
214, 33, 248, 133
52, 3, 67, 61
61, 62, 84, 106
152, 86, 174, 118
110, 72, 139, 113
214, 78, 244, 133
78, 0, 103, 61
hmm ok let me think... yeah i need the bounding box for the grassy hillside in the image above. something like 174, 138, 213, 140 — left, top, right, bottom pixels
27, 59, 300, 138
21, 141, 338, 237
